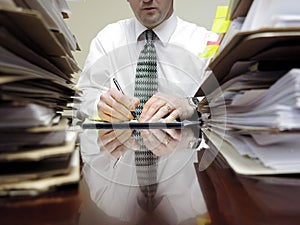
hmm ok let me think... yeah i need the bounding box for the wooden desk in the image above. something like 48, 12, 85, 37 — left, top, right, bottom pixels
1, 129, 300, 225
196, 150, 300, 225
0, 187, 80, 225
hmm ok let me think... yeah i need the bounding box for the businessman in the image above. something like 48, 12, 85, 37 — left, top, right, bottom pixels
77, 0, 217, 122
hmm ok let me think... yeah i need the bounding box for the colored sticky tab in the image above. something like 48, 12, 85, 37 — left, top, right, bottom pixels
211, 19, 231, 33
215, 5, 229, 19
197, 217, 211, 225
198, 45, 219, 59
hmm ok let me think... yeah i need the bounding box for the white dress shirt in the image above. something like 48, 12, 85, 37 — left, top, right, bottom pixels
77, 13, 218, 119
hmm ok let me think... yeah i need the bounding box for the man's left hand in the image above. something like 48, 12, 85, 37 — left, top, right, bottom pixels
139, 92, 194, 122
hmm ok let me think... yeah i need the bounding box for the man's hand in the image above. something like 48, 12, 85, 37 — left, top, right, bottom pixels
97, 88, 140, 122
140, 128, 196, 156
139, 92, 195, 122
97, 129, 139, 159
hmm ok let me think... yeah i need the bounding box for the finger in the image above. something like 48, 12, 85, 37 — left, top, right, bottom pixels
110, 90, 135, 120
97, 130, 115, 146
123, 136, 140, 150
98, 108, 123, 122
151, 139, 177, 156
111, 137, 140, 159
98, 130, 132, 148
102, 133, 135, 155
110, 145, 127, 159
162, 128, 181, 141
149, 104, 174, 122
139, 97, 165, 121
129, 99, 141, 111
111, 88, 139, 109
101, 138, 123, 154
99, 93, 129, 121
141, 103, 170, 122
163, 109, 180, 122
111, 89, 140, 119
115, 129, 134, 144
141, 130, 168, 150
141, 131, 162, 151
146, 129, 170, 144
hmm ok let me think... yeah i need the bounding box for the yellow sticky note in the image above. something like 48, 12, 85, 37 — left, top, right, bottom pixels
197, 217, 211, 225
198, 45, 219, 59
215, 5, 229, 19
211, 19, 231, 33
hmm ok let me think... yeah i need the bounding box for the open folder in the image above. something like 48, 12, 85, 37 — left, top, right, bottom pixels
82, 118, 202, 129
202, 128, 300, 175
195, 28, 300, 96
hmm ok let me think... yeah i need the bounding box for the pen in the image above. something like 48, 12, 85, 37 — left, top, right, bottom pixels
113, 78, 124, 94
113, 78, 137, 119
113, 155, 123, 169
112, 78, 135, 169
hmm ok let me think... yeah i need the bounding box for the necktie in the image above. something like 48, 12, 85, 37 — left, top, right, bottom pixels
134, 29, 158, 118
133, 30, 159, 211
135, 137, 159, 211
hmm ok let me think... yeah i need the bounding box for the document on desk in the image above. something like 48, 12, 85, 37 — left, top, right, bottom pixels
82, 118, 202, 129
202, 128, 300, 175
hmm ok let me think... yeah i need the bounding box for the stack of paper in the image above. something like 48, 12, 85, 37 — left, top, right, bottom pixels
207, 69, 300, 130
197, 3, 300, 174
241, 0, 300, 31
200, 67, 300, 174
0, 1, 80, 196
201, 70, 300, 172
213, 0, 300, 61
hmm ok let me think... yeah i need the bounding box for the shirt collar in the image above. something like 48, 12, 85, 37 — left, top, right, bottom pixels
134, 12, 177, 46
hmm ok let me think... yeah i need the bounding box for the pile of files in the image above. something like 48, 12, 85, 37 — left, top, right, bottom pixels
197, 0, 300, 175
0, 0, 80, 196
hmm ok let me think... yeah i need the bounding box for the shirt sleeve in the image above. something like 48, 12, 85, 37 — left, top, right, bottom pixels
76, 31, 111, 120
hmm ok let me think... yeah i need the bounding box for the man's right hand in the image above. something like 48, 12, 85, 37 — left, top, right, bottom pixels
97, 88, 140, 122
97, 129, 139, 159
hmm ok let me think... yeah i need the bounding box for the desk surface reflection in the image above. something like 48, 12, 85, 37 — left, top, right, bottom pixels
1, 127, 300, 225
79, 127, 205, 225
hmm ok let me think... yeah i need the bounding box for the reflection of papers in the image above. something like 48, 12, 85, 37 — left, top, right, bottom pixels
204, 126, 300, 175
203, 129, 300, 175
0, 148, 80, 196
196, 148, 300, 225
0, 131, 77, 161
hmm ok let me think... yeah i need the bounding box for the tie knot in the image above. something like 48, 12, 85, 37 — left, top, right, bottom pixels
145, 29, 155, 42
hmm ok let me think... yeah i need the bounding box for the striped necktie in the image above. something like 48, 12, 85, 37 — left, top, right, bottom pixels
133, 30, 159, 211
134, 29, 158, 118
